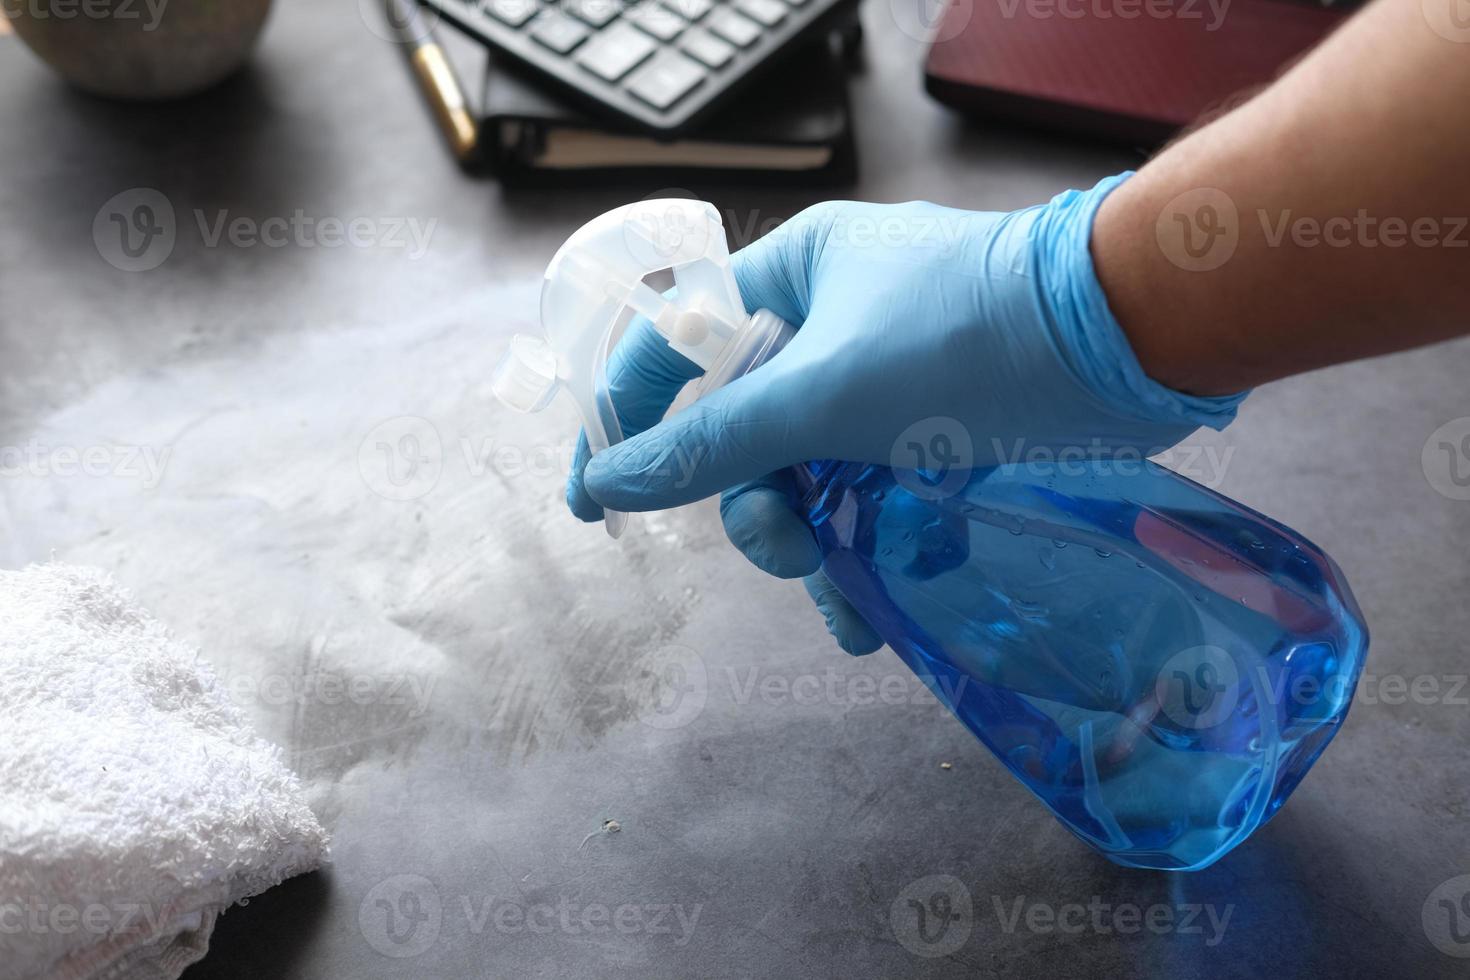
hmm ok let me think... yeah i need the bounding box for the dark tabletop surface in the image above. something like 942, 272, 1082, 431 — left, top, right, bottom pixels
2, 1, 1468, 977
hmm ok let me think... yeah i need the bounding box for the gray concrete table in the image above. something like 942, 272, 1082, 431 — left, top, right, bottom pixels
2, 2, 1468, 977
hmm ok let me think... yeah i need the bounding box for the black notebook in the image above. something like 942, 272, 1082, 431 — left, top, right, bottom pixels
479, 31, 856, 185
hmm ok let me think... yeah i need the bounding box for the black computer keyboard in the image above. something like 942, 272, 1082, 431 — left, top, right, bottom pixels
422, 0, 858, 134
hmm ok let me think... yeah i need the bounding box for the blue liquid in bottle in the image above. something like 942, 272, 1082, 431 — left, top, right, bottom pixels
795, 458, 1368, 871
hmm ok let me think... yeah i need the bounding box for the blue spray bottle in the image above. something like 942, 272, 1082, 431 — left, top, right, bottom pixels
492, 200, 1369, 871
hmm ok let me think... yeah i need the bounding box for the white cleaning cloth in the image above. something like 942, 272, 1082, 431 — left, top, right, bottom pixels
0, 564, 328, 980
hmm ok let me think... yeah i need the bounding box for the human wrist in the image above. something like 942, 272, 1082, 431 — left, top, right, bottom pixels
1043, 173, 1248, 433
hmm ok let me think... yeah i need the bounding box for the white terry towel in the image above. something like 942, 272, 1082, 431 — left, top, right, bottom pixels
0, 564, 329, 980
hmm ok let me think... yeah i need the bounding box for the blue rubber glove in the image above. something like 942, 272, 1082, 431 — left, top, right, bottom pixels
565, 175, 1247, 654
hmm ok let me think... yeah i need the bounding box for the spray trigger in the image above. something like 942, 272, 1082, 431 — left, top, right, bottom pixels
491, 198, 790, 540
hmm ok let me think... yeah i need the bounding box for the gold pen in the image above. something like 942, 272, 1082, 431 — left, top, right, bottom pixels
387, 0, 479, 164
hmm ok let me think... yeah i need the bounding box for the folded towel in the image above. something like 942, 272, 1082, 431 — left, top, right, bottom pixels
0, 564, 328, 980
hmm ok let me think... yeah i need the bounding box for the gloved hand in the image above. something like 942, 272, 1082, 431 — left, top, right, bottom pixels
565, 175, 1247, 654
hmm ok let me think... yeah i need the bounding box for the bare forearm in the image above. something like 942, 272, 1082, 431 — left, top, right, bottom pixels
1093, 0, 1470, 396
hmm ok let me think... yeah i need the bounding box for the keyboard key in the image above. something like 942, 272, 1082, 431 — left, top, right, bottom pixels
626, 50, 707, 109
732, 0, 784, 26
483, 0, 539, 27
706, 7, 761, 47
563, 0, 620, 28
680, 28, 734, 68
529, 10, 590, 52
664, 0, 713, 19
575, 21, 658, 81
627, 1, 685, 41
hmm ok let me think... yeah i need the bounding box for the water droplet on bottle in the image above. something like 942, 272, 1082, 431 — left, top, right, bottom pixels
1094, 549, 1112, 559
1039, 548, 1056, 571
1052, 539, 1068, 550
881, 547, 893, 557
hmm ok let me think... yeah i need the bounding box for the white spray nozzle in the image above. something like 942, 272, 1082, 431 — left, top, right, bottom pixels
493, 199, 782, 540
490, 333, 559, 413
